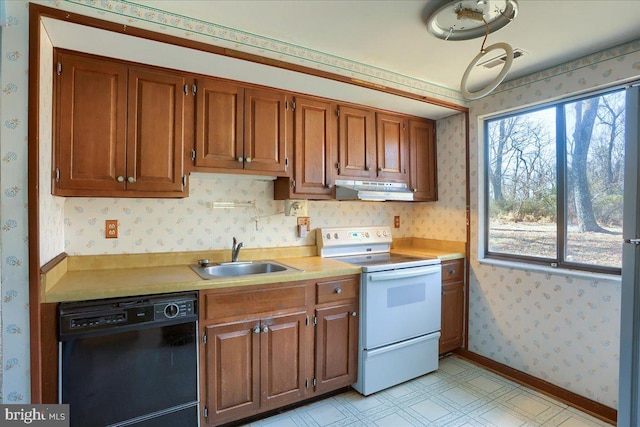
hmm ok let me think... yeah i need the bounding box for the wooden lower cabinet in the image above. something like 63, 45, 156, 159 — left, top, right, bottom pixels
204, 320, 260, 422
314, 303, 358, 394
260, 312, 307, 410
200, 275, 359, 426
439, 259, 465, 354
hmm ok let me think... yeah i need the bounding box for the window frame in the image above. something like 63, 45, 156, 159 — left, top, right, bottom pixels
483, 87, 626, 276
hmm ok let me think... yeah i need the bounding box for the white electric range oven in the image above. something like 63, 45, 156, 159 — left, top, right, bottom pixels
317, 226, 442, 395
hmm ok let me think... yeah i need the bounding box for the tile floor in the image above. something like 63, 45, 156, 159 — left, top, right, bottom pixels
244, 355, 613, 427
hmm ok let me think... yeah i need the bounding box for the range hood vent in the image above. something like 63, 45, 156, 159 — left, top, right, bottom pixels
334, 179, 414, 202
480, 48, 526, 69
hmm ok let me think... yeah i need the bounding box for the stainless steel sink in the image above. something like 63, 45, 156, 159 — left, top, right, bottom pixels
190, 260, 301, 279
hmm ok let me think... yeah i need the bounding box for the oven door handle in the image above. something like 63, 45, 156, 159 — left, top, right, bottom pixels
367, 265, 441, 281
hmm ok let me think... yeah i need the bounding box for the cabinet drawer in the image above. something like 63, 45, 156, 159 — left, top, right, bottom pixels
202, 284, 307, 322
316, 277, 358, 304
441, 259, 464, 283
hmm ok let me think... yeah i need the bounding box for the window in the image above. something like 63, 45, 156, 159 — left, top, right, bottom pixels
485, 88, 625, 274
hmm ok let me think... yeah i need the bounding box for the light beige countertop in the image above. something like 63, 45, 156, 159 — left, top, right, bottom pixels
42, 251, 359, 303
41, 240, 466, 303
392, 237, 466, 261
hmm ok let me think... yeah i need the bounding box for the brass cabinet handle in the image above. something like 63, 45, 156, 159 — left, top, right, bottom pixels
117, 176, 124, 182
262, 325, 269, 334
245, 157, 252, 163
238, 157, 244, 162
253, 326, 260, 334
127, 177, 136, 183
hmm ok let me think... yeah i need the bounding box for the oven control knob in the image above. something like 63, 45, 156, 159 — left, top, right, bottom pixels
164, 303, 179, 319
334, 233, 339, 239
376, 231, 381, 237
383, 231, 388, 236
326, 233, 331, 239
365, 232, 369, 238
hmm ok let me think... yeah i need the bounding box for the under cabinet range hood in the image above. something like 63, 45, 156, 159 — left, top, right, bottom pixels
334, 179, 414, 201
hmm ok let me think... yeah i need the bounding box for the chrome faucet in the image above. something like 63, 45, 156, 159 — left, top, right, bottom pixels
231, 237, 243, 262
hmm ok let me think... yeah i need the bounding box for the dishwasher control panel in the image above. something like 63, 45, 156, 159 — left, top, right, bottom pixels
154, 299, 195, 320
59, 292, 198, 339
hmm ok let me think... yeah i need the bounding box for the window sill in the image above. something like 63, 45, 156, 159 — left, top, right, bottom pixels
478, 257, 621, 283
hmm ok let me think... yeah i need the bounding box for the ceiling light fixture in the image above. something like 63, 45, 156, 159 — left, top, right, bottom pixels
423, 0, 519, 100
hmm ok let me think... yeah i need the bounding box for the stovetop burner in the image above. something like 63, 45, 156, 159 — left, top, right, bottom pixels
317, 226, 440, 272
331, 252, 438, 271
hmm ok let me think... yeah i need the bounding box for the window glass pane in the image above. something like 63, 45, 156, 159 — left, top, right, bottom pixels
487, 107, 557, 258
564, 91, 625, 268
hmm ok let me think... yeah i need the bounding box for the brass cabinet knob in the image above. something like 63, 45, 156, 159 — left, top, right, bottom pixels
117, 176, 124, 182
127, 177, 136, 183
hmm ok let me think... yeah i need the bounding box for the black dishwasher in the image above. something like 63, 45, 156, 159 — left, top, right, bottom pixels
58, 292, 199, 427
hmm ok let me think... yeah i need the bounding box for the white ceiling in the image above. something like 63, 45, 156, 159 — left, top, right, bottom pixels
138, 0, 640, 94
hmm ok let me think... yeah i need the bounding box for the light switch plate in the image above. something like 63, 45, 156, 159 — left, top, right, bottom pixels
297, 217, 310, 232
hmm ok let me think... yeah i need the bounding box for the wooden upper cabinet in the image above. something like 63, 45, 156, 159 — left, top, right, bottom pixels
276, 96, 334, 199
409, 119, 438, 201
376, 112, 409, 184
194, 78, 244, 170
193, 83, 290, 176
54, 50, 188, 197
55, 52, 128, 193
126, 67, 188, 193
335, 104, 376, 179
244, 88, 289, 174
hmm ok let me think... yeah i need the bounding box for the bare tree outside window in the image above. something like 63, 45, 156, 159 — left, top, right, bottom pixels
486, 89, 625, 273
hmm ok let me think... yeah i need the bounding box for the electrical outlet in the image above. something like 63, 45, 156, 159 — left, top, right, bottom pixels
394, 216, 400, 228
105, 220, 118, 238
297, 217, 310, 232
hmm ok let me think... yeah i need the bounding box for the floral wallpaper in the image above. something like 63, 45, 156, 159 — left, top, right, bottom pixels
1, 0, 30, 403
413, 113, 467, 243
467, 40, 640, 409
62, 173, 417, 255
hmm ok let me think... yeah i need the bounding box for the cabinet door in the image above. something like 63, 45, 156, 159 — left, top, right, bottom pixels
336, 105, 376, 179
260, 312, 307, 410
376, 113, 409, 183
194, 78, 244, 170
439, 259, 465, 354
126, 67, 187, 193
440, 282, 464, 354
55, 52, 127, 193
409, 119, 437, 201
244, 88, 289, 174
204, 320, 260, 425
292, 96, 334, 197
314, 303, 358, 394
